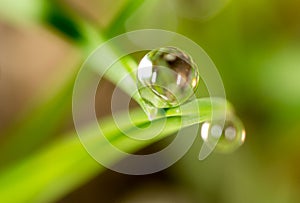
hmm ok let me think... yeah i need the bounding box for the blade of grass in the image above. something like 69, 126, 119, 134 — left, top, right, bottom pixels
0, 98, 229, 203
104, 0, 145, 38
0, 0, 140, 163
0, 75, 75, 165
0, 18, 102, 164
0, 0, 47, 25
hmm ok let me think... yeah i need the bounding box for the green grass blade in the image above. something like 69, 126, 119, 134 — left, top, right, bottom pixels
104, 0, 145, 38
0, 75, 75, 164
0, 0, 140, 163
0, 23, 103, 164
0, 98, 227, 203
0, 0, 47, 25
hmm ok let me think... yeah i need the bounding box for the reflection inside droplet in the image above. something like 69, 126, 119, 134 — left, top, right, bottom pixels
201, 115, 246, 153
225, 126, 236, 140
210, 125, 222, 138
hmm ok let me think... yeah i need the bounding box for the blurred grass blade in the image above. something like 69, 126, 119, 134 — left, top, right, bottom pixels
0, 75, 75, 164
0, 0, 46, 25
0, 0, 140, 163
0, 24, 102, 164
104, 0, 145, 38
0, 98, 228, 203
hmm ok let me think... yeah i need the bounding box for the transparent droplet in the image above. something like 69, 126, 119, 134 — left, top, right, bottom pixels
201, 116, 246, 153
137, 47, 200, 113
141, 102, 165, 121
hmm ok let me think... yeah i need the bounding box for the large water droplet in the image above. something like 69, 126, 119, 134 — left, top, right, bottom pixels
137, 47, 200, 111
201, 116, 246, 153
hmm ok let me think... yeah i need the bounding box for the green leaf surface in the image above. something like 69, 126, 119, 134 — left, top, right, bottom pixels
0, 98, 229, 203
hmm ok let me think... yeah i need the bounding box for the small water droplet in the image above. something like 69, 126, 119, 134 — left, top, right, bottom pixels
141, 101, 165, 121
137, 47, 200, 111
201, 116, 246, 153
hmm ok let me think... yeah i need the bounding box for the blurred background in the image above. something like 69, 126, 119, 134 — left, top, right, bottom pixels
0, 0, 300, 202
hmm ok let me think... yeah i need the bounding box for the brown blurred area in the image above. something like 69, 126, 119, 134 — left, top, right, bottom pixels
0, 0, 127, 132
0, 21, 80, 131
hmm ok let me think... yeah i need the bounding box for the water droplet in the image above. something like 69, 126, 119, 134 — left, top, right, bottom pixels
141, 101, 165, 121
201, 116, 246, 153
137, 47, 200, 110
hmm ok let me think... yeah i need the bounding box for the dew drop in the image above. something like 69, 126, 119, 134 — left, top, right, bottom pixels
201, 116, 246, 153
137, 47, 200, 111
141, 101, 165, 121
